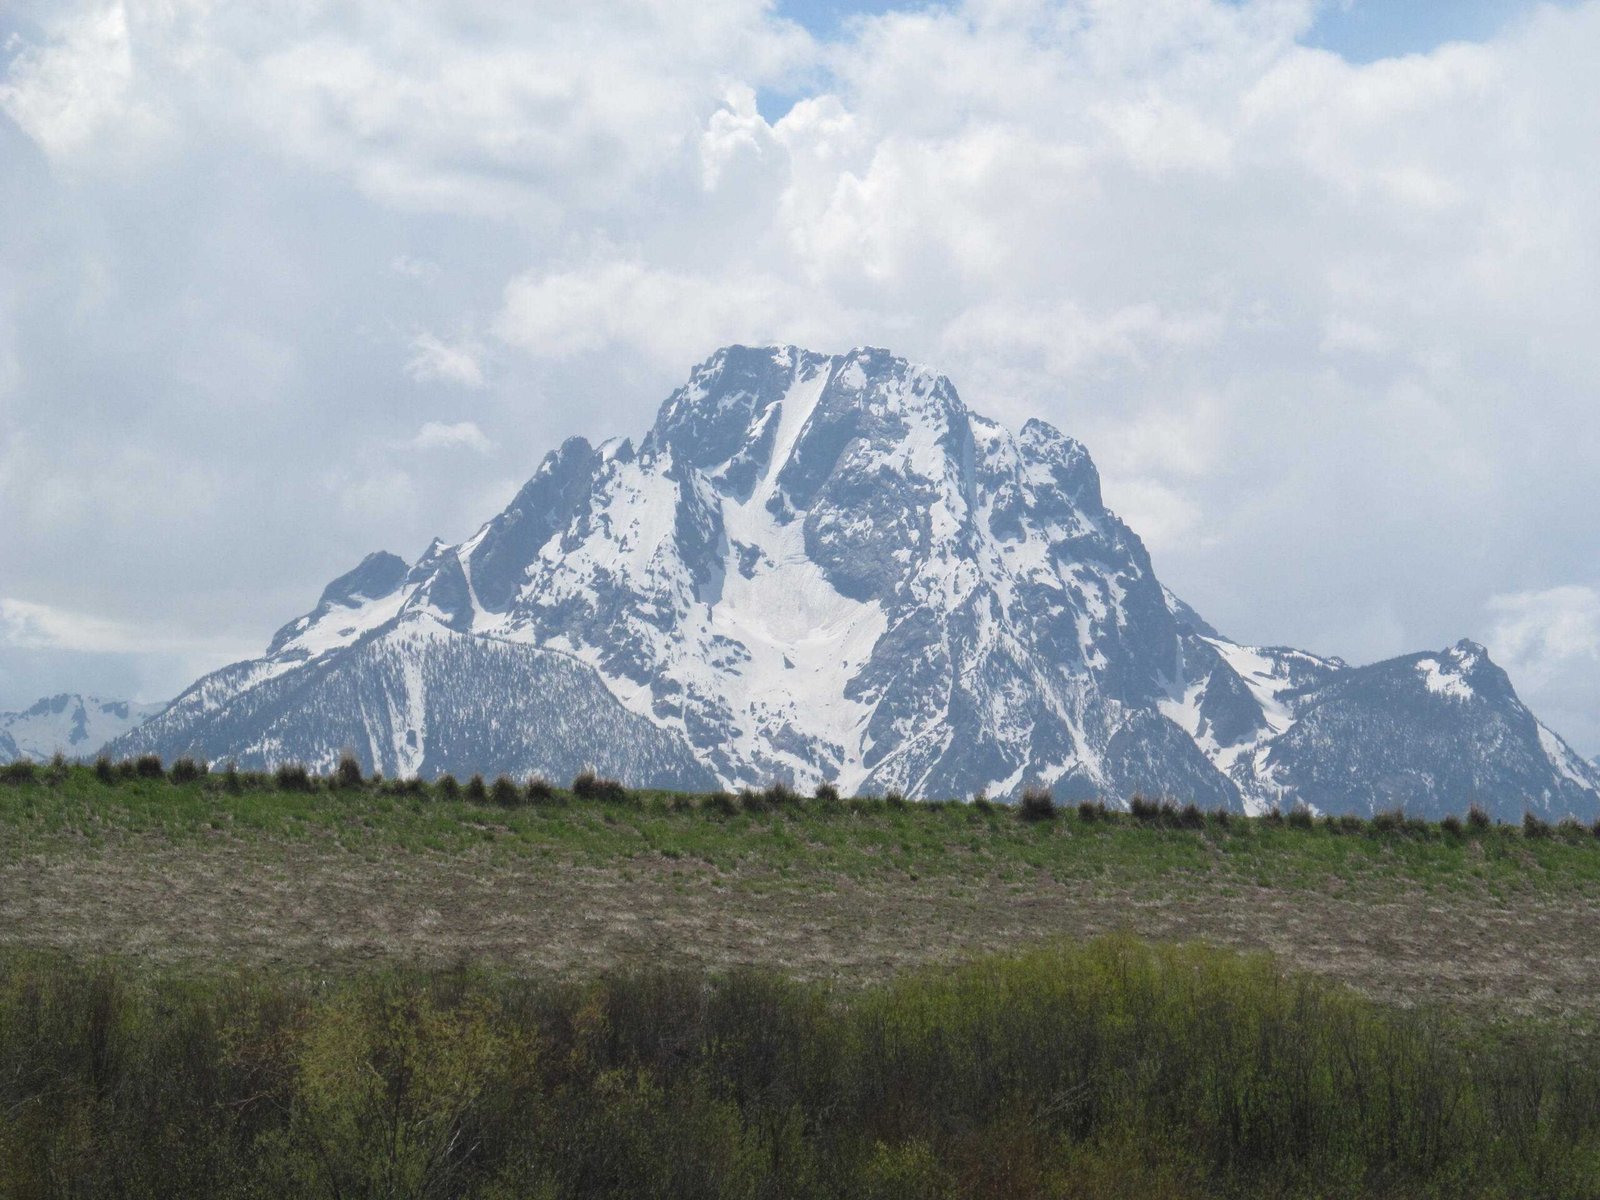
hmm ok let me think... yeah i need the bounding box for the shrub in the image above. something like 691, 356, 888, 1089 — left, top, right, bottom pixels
1523, 811, 1552, 838
1264, 806, 1285, 827
1078, 800, 1107, 823
135, 754, 164, 779
1287, 804, 1315, 830
706, 791, 740, 817
814, 781, 841, 805
1467, 804, 1492, 831
221, 762, 242, 793
274, 762, 313, 792
572, 768, 627, 803
524, 776, 555, 804
1440, 814, 1463, 837
334, 751, 364, 790
973, 793, 996, 816
1129, 795, 1161, 822
0, 760, 36, 785
1558, 817, 1586, 840
1371, 809, 1404, 834
490, 775, 520, 807
1337, 813, 1365, 834
1211, 807, 1233, 828
1592, 818, 1600, 840
170, 756, 204, 784
94, 756, 115, 784
884, 789, 909, 810
1178, 803, 1205, 830
436, 774, 460, 800
762, 780, 799, 810
1018, 786, 1056, 823
465, 774, 489, 802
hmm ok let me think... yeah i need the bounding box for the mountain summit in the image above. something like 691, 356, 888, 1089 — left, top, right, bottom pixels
112, 346, 1600, 818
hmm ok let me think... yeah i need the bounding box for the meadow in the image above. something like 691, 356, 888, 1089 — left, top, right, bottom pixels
6, 759, 1600, 1196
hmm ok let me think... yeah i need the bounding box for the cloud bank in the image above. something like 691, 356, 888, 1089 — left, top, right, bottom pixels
2, 0, 1598, 751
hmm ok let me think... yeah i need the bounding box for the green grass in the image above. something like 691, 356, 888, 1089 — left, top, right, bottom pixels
3, 936, 1599, 1199
5, 763, 1600, 900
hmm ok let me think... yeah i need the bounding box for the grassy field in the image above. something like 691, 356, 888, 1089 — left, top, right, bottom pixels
8, 761, 1600, 1196
6, 762, 1600, 1017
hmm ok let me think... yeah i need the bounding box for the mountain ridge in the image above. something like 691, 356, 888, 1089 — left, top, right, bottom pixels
107, 344, 1600, 819
1, 694, 167, 764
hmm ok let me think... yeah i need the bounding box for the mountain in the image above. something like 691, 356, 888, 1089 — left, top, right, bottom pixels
108, 345, 1600, 819
1, 694, 167, 764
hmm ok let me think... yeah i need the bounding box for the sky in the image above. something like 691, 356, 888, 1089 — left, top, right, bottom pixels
2, 0, 1598, 755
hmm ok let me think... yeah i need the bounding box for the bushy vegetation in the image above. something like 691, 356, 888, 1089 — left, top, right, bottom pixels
1, 937, 1597, 1199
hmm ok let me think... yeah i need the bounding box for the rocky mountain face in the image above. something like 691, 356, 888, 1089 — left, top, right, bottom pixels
108, 345, 1600, 819
1, 694, 167, 764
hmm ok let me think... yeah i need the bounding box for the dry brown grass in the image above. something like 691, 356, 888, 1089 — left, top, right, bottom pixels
5, 833, 1599, 1019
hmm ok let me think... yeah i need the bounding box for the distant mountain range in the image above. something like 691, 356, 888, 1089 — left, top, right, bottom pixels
88, 345, 1600, 818
1, 694, 166, 764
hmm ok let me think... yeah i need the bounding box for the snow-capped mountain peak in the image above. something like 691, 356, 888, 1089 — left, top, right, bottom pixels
107, 345, 1600, 820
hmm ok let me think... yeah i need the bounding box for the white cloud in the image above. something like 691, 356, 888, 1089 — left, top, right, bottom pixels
494, 258, 848, 368
1486, 585, 1600, 753
406, 333, 485, 389
0, 596, 248, 659
0, 2, 163, 166
3, 0, 1600, 749
409, 420, 491, 454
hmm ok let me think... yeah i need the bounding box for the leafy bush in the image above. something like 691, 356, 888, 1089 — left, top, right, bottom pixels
1286, 804, 1315, 830
135, 754, 164, 779
274, 762, 312, 792
1371, 809, 1404, 834
572, 768, 627, 803
0, 760, 36, 785
1077, 799, 1107, 823
1178, 803, 1205, 830
94, 756, 115, 784
435, 774, 460, 800
706, 791, 740, 817
1129, 795, 1160, 822
6, 938, 1600, 1199
813, 781, 841, 805
524, 775, 556, 805
1441, 814, 1463, 836
490, 775, 520, 807
762, 780, 800, 810
1018, 786, 1055, 822
170, 756, 204, 784
884, 789, 909, 810
1524, 811, 1552, 838
334, 751, 364, 790
1467, 804, 1492, 831
465, 773, 489, 802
